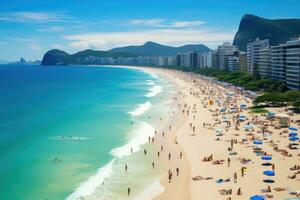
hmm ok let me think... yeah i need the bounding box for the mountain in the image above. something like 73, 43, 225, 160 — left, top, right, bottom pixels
41, 49, 138, 65
41, 42, 212, 65
7, 58, 41, 65
110, 41, 211, 56
233, 14, 300, 51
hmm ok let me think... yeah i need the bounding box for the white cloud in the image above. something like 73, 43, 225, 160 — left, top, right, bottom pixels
128, 19, 206, 28
37, 26, 65, 32
170, 21, 206, 28
129, 19, 164, 26
0, 11, 70, 23
29, 44, 42, 51
63, 28, 235, 50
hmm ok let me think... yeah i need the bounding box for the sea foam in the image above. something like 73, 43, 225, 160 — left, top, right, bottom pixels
66, 160, 114, 200
128, 101, 152, 116
132, 178, 165, 200
110, 121, 155, 158
146, 85, 162, 97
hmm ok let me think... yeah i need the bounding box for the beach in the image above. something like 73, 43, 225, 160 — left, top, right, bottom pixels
136, 67, 300, 200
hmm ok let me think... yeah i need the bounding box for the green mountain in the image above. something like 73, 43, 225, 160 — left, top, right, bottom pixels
233, 14, 300, 51
110, 41, 211, 56
41, 41, 211, 65
41, 49, 138, 65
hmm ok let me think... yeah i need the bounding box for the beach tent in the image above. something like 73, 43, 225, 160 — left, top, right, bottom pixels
276, 114, 290, 127
263, 170, 275, 176
250, 195, 265, 200
288, 127, 298, 131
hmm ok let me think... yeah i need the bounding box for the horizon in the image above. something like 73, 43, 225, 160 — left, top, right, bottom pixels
1, 0, 300, 61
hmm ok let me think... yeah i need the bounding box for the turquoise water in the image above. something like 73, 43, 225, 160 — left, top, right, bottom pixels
0, 65, 173, 200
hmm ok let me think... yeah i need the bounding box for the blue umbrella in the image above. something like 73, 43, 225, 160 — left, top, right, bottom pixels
263, 170, 275, 176
261, 155, 272, 160
289, 132, 298, 137
289, 136, 299, 141
253, 140, 263, 145
220, 108, 226, 112
244, 124, 254, 129
267, 112, 275, 116
250, 195, 265, 200
288, 127, 298, 131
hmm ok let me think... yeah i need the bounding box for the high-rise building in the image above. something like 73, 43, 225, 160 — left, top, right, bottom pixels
228, 56, 239, 72
271, 45, 286, 82
257, 48, 271, 78
217, 42, 237, 70
238, 52, 247, 72
284, 39, 300, 90
247, 38, 270, 74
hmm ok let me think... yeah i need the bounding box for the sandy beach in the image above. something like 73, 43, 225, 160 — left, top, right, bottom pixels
137, 67, 300, 200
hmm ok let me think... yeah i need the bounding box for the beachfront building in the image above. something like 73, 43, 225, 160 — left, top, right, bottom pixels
257, 48, 271, 78
284, 39, 300, 90
247, 38, 270, 74
228, 55, 239, 72
271, 45, 286, 82
238, 52, 247, 72
217, 42, 237, 70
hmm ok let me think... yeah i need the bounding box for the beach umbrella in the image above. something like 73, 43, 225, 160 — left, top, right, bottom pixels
289, 132, 298, 137
253, 140, 263, 145
263, 170, 275, 176
250, 195, 265, 200
289, 136, 299, 141
288, 127, 298, 131
215, 128, 223, 133
244, 124, 254, 129
220, 108, 226, 113
261, 155, 272, 160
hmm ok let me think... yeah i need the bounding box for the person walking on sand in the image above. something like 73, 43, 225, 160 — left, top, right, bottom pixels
168, 153, 171, 160
272, 164, 275, 171
227, 157, 231, 167
128, 187, 131, 196
161, 145, 163, 152
241, 167, 245, 177
144, 149, 147, 155
180, 152, 182, 159
234, 172, 237, 183
152, 162, 155, 169
176, 168, 179, 176
157, 151, 160, 158
125, 164, 128, 172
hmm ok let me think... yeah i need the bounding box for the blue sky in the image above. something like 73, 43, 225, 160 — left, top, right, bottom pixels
0, 0, 300, 61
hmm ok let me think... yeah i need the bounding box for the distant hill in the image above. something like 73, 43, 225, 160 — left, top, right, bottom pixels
41, 41, 212, 65
41, 49, 138, 65
233, 14, 300, 51
7, 57, 41, 65
110, 41, 211, 56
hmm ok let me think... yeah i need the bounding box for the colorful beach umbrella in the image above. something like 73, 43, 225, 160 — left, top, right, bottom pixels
288, 127, 298, 131
253, 140, 263, 145
261, 155, 272, 160
263, 170, 275, 176
250, 195, 265, 200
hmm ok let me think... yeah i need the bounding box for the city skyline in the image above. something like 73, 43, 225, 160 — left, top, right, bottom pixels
1, 0, 300, 61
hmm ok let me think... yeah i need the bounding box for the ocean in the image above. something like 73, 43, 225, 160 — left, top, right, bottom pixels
0, 65, 174, 200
